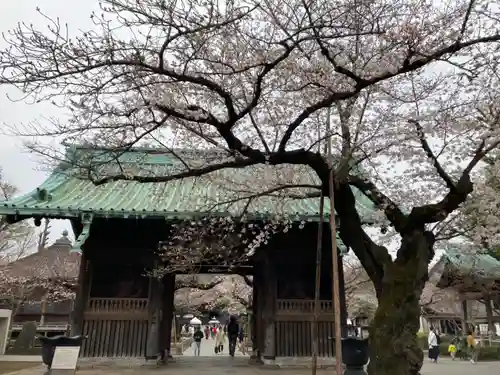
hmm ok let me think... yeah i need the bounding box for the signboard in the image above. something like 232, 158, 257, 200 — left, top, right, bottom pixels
51, 346, 80, 372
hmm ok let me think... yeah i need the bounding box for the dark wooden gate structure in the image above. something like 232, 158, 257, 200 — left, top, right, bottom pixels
81, 298, 149, 357
275, 300, 335, 357
0, 146, 374, 361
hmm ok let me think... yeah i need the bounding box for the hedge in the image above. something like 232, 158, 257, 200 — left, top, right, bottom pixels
416, 333, 453, 350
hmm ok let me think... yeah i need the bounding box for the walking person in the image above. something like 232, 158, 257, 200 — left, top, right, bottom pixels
448, 340, 457, 360
237, 326, 246, 355
215, 326, 225, 354
227, 315, 239, 357
193, 326, 204, 356
467, 330, 478, 364
428, 326, 439, 363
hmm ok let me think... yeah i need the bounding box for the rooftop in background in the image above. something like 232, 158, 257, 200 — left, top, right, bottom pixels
0, 145, 377, 223
429, 243, 500, 292
0, 230, 80, 280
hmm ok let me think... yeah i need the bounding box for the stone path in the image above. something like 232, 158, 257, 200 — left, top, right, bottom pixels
2, 356, 500, 375
182, 337, 248, 357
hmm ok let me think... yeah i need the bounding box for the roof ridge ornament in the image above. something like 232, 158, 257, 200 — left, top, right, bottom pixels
33, 188, 52, 202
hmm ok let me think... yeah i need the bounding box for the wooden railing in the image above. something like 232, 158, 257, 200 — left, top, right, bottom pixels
87, 298, 148, 313
11, 323, 69, 332
276, 299, 333, 313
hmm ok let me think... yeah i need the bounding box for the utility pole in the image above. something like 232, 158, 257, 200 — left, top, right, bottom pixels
37, 218, 50, 252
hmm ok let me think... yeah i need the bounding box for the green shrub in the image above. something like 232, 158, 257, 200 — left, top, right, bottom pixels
416, 333, 453, 350
417, 335, 428, 350
477, 346, 500, 361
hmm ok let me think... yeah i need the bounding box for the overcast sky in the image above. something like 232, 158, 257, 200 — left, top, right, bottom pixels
0, 1, 101, 242
0, 1, 451, 262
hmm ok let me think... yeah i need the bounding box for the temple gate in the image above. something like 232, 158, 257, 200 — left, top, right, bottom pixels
0, 146, 375, 361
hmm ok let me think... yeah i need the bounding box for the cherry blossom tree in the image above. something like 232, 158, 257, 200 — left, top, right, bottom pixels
0, 250, 78, 315
0, 169, 36, 261
227, 275, 252, 309
451, 158, 500, 256
2, 0, 500, 373
174, 275, 250, 313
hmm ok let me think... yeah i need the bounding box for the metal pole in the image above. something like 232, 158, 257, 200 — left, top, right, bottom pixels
326, 109, 343, 375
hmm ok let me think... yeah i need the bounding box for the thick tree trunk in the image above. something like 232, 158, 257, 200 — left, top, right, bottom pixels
367, 230, 433, 375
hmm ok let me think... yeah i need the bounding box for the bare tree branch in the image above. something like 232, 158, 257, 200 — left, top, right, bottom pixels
410, 119, 456, 191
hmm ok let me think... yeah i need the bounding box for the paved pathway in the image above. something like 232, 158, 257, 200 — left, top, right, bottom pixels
183, 337, 248, 357
2, 356, 500, 375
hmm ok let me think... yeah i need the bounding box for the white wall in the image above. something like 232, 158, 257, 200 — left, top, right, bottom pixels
0, 309, 12, 354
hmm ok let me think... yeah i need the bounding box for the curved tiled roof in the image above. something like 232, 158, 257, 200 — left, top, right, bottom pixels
0, 232, 80, 280
0, 147, 376, 224
430, 244, 500, 282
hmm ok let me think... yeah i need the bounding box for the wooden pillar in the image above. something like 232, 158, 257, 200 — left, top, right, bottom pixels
255, 266, 265, 359
484, 295, 495, 335
338, 252, 348, 337
261, 253, 277, 360
159, 274, 175, 359
71, 252, 90, 335
250, 274, 260, 361
146, 276, 161, 360
40, 298, 47, 326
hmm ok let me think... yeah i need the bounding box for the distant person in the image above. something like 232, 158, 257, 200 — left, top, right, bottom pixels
238, 327, 244, 344
427, 326, 439, 363
204, 325, 210, 340
215, 326, 225, 354
238, 326, 246, 355
193, 326, 204, 356
467, 330, 477, 364
227, 315, 239, 357
448, 341, 457, 360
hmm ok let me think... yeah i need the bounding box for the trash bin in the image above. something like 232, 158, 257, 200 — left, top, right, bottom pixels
38, 335, 86, 369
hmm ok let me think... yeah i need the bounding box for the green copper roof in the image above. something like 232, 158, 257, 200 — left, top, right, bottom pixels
0, 147, 376, 222
440, 244, 500, 279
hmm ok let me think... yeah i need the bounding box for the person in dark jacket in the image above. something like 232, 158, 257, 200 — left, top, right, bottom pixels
227, 315, 239, 357
193, 326, 204, 356
238, 327, 244, 343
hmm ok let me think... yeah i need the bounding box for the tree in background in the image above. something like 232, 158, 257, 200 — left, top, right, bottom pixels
0, 168, 35, 262
37, 219, 51, 253
343, 257, 377, 321
2, 1, 500, 373
450, 158, 500, 260
0, 171, 72, 316
0, 248, 78, 315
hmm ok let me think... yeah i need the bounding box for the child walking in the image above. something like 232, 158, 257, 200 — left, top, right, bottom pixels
448, 342, 457, 360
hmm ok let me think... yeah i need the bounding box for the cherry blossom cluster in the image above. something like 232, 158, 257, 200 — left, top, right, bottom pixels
155, 216, 295, 275
0, 271, 76, 310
